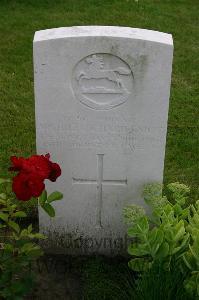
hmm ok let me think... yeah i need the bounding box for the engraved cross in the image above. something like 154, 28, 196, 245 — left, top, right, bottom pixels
72, 154, 127, 228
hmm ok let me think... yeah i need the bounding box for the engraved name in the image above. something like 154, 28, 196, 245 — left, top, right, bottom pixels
38, 115, 165, 151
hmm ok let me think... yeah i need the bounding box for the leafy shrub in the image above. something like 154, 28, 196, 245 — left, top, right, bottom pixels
124, 182, 199, 298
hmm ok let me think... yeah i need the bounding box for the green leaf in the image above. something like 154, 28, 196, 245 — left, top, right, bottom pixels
28, 224, 33, 233
174, 203, 182, 215
21, 242, 37, 252
47, 191, 63, 203
150, 229, 164, 256
21, 242, 43, 257
172, 245, 183, 255
155, 242, 169, 259
148, 227, 158, 244
178, 233, 190, 252
136, 216, 149, 234
8, 220, 20, 233
128, 243, 149, 256
13, 211, 27, 218
0, 199, 6, 206
20, 229, 28, 237
183, 250, 197, 271
0, 178, 11, 185
181, 207, 189, 219
128, 258, 151, 272
39, 190, 47, 206
189, 244, 199, 261
0, 212, 9, 222
32, 233, 47, 239
173, 220, 186, 242
4, 243, 14, 252
127, 226, 139, 237
0, 193, 7, 200
42, 203, 55, 217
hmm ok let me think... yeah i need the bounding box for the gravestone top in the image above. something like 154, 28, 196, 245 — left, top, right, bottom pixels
34, 26, 173, 45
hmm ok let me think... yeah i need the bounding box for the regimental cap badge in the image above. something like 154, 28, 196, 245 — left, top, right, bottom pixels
72, 53, 133, 110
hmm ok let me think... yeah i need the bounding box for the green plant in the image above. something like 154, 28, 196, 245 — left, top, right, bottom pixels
124, 182, 199, 298
182, 200, 199, 298
0, 155, 63, 299
131, 260, 191, 300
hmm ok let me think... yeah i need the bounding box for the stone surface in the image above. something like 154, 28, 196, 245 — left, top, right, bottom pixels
34, 26, 173, 255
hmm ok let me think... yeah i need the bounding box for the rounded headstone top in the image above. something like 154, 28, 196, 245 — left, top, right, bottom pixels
34, 26, 173, 46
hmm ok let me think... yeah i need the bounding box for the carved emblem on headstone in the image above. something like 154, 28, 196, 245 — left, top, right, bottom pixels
72, 53, 133, 110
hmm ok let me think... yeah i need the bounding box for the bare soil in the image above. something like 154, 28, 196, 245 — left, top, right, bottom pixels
26, 254, 82, 300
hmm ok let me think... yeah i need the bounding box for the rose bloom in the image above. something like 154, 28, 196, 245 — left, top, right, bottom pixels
12, 173, 45, 201
44, 153, 61, 182
10, 154, 61, 201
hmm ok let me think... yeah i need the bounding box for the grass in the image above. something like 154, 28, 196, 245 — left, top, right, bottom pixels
81, 257, 193, 300
0, 0, 198, 298
0, 0, 198, 197
81, 256, 136, 300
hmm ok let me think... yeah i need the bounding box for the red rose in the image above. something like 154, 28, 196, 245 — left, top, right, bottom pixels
12, 173, 45, 201
48, 162, 61, 182
9, 156, 26, 172
9, 153, 61, 201
44, 154, 61, 182
22, 155, 51, 180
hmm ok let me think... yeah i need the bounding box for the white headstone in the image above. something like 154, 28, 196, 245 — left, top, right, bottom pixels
34, 26, 173, 255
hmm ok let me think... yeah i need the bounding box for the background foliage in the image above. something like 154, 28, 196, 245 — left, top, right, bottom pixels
0, 0, 198, 202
